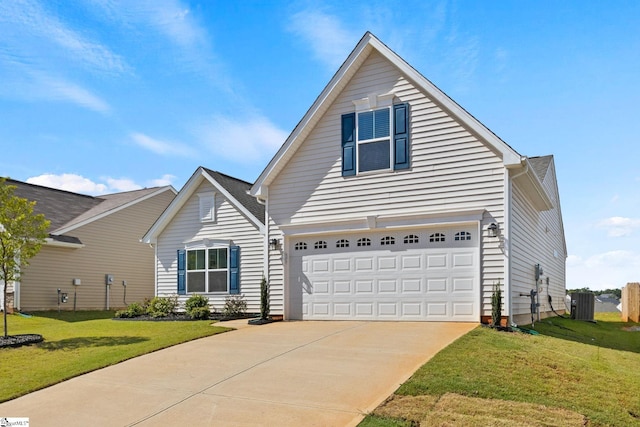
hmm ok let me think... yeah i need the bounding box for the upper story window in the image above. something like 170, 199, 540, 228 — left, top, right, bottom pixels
455, 231, 472, 241
342, 101, 409, 176
198, 192, 216, 223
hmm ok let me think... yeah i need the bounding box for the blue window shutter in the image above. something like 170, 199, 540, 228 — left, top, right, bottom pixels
393, 103, 410, 170
177, 249, 186, 295
229, 246, 240, 294
341, 113, 356, 176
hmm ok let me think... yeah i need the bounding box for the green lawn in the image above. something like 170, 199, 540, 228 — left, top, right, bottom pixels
0, 311, 230, 402
361, 313, 640, 427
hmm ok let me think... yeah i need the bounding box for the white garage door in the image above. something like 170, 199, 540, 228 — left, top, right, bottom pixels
288, 227, 479, 321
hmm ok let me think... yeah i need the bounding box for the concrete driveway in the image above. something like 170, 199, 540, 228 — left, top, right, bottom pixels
0, 320, 476, 426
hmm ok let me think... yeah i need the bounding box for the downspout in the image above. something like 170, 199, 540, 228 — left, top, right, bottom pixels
256, 194, 268, 283
505, 158, 529, 326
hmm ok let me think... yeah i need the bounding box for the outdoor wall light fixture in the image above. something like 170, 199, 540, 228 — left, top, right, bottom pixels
488, 222, 499, 237
269, 238, 280, 251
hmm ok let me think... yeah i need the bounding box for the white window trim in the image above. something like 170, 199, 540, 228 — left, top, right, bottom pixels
184, 243, 230, 294
352, 93, 396, 175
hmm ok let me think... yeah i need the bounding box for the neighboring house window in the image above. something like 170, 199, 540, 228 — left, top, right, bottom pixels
294, 242, 307, 251
404, 234, 419, 244
177, 246, 240, 295
429, 233, 445, 242
336, 239, 350, 248
314, 241, 327, 249
455, 231, 471, 241
198, 192, 215, 222
342, 103, 409, 176
357, 238, 371, 247
381, 236, 395, 245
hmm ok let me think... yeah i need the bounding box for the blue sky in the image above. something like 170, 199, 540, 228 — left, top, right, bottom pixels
1, 0, 639, 291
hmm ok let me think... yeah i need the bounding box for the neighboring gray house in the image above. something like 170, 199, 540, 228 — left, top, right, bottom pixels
595, 294, 620, 313
249, 32, 566, 325
1, 179, 176, 311
142, 168, 265, 313
141, 33, 566, 325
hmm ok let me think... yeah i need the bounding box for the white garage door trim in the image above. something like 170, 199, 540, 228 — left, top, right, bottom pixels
286, 225, 480, 322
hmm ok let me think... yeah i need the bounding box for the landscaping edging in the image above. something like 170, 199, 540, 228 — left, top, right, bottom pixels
0, 334, 44, 348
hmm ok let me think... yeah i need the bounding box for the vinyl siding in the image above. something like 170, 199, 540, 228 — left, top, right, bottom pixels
510, 162, 566, 322
19, 190, 175, 310
156, 180, 264, 313
268, 51, 506, 319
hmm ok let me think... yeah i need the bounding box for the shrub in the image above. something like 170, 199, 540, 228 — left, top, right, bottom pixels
188, 306, 211, 320
115, 302, 145, 318
146, 295, 178, 318
223, 294, 247, 318
185, 295, 210, 320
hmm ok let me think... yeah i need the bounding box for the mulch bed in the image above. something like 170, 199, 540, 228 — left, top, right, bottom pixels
112, 313, 260, 322
0, 334, 44, 349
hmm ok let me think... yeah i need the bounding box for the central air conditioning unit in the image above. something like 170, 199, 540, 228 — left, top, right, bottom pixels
570, 292, 595, 321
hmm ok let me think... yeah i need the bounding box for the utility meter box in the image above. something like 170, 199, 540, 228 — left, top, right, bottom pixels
105, 274, 114, 285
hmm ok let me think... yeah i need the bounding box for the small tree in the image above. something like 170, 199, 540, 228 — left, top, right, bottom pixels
260, 277, 270, 320
491, 281, 502, 328
0, 179, 50, 337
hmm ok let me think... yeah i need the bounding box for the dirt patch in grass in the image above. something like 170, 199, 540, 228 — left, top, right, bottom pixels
373, 395, 439, 422
373, 393, 587, 427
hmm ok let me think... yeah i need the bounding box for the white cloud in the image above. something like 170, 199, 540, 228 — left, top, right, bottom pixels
0, 0, 129, 76
26, 173, 175, 196
130, 132, 195, 157
92, 0, 204, 48
196, 115, 287, 164
287, 9, 357, 70
27, 173, 109, 195
147, 174, 176, 187
597, 216, 640, 237
34, 73, 111, 113
89, 0, 227, 86
567, 250, 640, 291
102, 177, 142, 193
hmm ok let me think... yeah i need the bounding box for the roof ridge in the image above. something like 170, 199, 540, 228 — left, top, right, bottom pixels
3, 177, 98, 200
201, 167, 254, 186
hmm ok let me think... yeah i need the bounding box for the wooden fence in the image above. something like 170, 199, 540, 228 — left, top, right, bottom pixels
622, 282, 640, 322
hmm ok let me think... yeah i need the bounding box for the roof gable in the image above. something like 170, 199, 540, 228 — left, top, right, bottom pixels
250, 31, 522, 198
528, 156, 553, 182
56, 186, 176, 234
142, 167, 265, 244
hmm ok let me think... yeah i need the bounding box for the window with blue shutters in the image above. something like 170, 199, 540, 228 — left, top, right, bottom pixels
342, 102, 409, 175
180, 245, 239, 294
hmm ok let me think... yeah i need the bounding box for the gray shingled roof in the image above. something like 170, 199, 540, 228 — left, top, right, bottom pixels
528, 156, 553, 182
7, 179, 102, 231
202, 168, 265, 224
59, 187, 168, 232
3, 178, 171, 242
